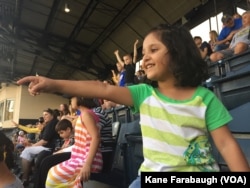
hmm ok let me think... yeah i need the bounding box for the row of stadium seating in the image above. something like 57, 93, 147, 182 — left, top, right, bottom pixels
207, 50, 250, 171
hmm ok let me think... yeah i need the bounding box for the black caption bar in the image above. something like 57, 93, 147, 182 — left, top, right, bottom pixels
141, 172, 250, 187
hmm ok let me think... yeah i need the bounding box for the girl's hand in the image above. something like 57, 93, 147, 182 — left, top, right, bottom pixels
17, 76, 54, 96
79, 163, 91, 182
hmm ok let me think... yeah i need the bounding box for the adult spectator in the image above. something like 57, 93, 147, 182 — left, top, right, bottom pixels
59, 103, 70, 119
210, 11, 250, 62
194, 36, 213, 61
209, 30, 219, 52
214, 14, 242, 51
20, 108, 59, 186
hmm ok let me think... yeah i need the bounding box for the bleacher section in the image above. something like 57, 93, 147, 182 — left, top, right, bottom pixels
211, 102, 250, 171
208, 50, 250, 78
207, 50, 250, 170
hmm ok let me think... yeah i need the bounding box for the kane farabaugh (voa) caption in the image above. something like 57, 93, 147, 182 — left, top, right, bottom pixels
141, 172, 249, 187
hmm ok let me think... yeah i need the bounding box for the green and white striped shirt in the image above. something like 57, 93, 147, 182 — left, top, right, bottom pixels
128, 84, 232, 172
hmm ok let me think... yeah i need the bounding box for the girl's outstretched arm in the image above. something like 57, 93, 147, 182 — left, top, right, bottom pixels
17, 76, 133, 106
210, 125, 250, 171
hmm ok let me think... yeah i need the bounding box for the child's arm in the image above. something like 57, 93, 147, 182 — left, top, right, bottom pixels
79, 111, 101, 181
133, 39, 139, 63
114, 50, 124, 67
17, 76, 133, 106
111, 69, 119, 85
53, 145, 73, 155
210, 125, 250, 171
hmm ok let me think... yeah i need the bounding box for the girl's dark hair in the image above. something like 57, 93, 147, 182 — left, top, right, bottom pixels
76, 97, 99, 108
55, 119, 73, 132
0, 131, 14, 169
147, 24, 209, 87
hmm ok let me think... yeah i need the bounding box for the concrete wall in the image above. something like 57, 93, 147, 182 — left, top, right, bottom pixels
0, 84, 68, 128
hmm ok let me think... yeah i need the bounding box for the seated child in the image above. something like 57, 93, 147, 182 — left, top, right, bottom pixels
33, 119, 74, 188
15, 131, 27, 152
54, 119, 74, 154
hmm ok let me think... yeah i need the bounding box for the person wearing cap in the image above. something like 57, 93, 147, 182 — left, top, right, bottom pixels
213, 13, 242, 51
210, 11, 250, 62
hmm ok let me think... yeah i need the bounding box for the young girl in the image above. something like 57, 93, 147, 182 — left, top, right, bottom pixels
17, 24, 250, 187
45, 97, 102, 188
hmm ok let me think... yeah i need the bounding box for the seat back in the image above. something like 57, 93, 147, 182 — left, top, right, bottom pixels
124, 134, 143, 186
212, 64, 250, 110
89, 121, 125, 188
228, 103, 250, 166
211, 102, 250, 171
101, 121, 121, 173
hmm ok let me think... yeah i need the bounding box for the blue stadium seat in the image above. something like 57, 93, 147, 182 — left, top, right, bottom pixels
228, 102, 250, 133
211, 102, 250, 171
212, 64, 250, 110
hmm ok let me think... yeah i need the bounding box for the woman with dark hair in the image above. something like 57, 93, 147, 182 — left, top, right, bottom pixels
0, 131, 23, 188
20, 108, 59, 186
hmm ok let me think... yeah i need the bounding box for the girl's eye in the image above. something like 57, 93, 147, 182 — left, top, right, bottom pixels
151, 48, 157, 52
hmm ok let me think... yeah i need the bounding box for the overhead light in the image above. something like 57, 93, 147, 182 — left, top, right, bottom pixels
64, 3, 70, 13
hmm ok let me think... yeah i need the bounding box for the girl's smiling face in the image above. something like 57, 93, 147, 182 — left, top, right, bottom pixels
142, 32, 171, 82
